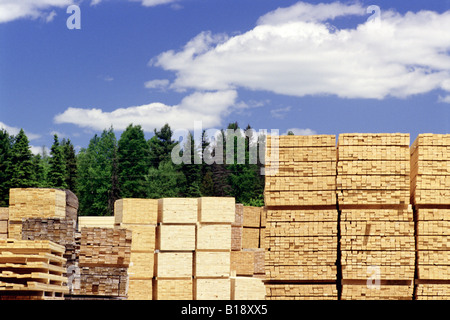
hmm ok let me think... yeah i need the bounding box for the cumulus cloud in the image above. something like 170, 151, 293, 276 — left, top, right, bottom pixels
53, 90, 238, 132
270, 106, 292, 119
0, 121, 41, 140
0, 0, 73, 23
153, 1, 450, 101
129, 0, 180, 8
144, 79, 170, 90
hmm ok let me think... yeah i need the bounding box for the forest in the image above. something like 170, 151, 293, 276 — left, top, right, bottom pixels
0, 122, 278, 216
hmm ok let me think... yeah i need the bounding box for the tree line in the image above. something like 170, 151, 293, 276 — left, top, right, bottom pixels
0, 122, 267, 216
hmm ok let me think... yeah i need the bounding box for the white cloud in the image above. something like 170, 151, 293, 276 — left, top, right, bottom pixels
0, 121, 41, 140
45, 10, 57, 22
0, 0, 73, 23
153, 2, 450, 101
438, 95, 450, 104
53, 90, 238, 132
144, 79, 170, 90
30, 145, 50, 156
270, 106, 292, 119
285, 128, 317, 136
130, 0, 180, 8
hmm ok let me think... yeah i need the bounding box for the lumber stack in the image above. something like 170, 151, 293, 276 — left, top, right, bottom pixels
0, 239, 68, 300
0, 208, 8, 240
338, 133, 415, 300
70, 227, 131, 298
242, 206, 264, 249
8, 188, 67, 239
194, 197, 234, 300
264, 135, 337, 206
115, 198, 158, 300
154, 198, 197, 300
264, 135, 339, 300
78, 216, 115, 230
411, 134, 450, 299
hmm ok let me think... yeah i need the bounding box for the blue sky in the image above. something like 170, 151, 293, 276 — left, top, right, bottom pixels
0, 0, 449, 153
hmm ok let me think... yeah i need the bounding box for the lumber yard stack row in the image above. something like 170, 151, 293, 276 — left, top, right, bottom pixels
114, 198, 157, 300
264, 135, 339, 300
411, 134, 450, 299
0, 208, 8, 240
337, 134, 415, 300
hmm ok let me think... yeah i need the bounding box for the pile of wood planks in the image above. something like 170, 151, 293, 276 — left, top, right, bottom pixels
411, 134, 450, 299
69, 227, 131, 298
154, 198, 197, 300
115, 198, 158, 300
0, 239, 68, 300
0, 208, 8, 240
264, 135, 339, 300
338, 133, 415, 300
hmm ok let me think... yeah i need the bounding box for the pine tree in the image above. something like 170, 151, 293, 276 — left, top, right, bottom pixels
48, 134, 68, 189
118, 124, 150, 198
10, 129, 38, 188
108, 142, 120, 215
62, 139, 77, 192
146, 161, 186, 198
148, 123, 178, 168
0, 129, 13, 206
181, 131, 202, 197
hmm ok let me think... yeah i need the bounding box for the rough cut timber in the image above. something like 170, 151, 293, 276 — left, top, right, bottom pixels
127, 279, 153, 300
265, 284, 338, 300
341, 284, 414, 300
231, 276, 266, 300
198, 197, 236, 223
128, 251, 154, 279
154, 278, 193, 300
195, 278, 231, 300
0, 239, 68, 300
196, 224, 231, 251
114, 198, 158, 225
72, 266, 128, 297
117, 224, 155, 252
243, 206, 261, 228
155, 252, 193, 278
242, 227, 259, 249
156, 224, 196, 251
0, 208, 8, 240
78, 216, 115, 230
158, 198, 198, 224
230, 250, 254, 276
195, 251, 230, 278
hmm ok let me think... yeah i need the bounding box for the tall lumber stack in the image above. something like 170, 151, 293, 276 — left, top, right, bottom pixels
0, 208, 8, 240
114, 198, 158, 300
264, 135, 339, 300
195, 197, 234, 300
154, 198, 197, 300
70, 227, 131, 298
411, 134, 450, 299
338, 133, 415, 300
0, 239, 68, 300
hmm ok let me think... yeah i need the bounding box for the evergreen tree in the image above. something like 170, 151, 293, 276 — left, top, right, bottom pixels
180, 131, 202, 197
108, 142, 121, 215
62, 139, 77, 192
32, 153, 47, 188
210, 129, 231, 197
148, 123, 178, 168
118, 124, 150, 198
0, 129, 13, 206
77, 128, 117, 216
146, 161, 186, 198
10, 129, 38, 188
48, 134, 68, 189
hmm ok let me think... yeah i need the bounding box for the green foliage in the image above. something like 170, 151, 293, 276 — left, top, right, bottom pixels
10, 129, 38, 188
0, 129, 13, 206
118, 124, 151, 199
48, 134, 68, 189
146, 160, 186, 198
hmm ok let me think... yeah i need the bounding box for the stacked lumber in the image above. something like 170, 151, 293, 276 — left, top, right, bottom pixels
338, 133, 415, 300
264, 135, 339, 300
411, 134, 450, 206
70, 227, 131, 298
242, 206, 263, 249
0, 208, 8, 240
0, 239, 68, 300
231, 204, 243, 251
154, 198, 196, 300
114, 198, 158, 300
8, 188, 67, 239
410, 134, 450, 299
264, 135, 337, 206
231, 276, 266, 300
194, 197, 234, 300
78, 216, 115, 230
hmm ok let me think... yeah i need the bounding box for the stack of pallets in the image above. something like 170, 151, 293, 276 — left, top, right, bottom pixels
115, 198, 158, 300
411, 134, 450, 299
264, 135, 339, 300
0, 239, 68, 300
338, 133, 415, 300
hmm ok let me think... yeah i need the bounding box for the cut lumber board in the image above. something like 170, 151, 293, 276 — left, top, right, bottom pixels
195, 278, 231, 300
231, 276, 265, 300
264, 190, 337, 207
265, 284, 338, 300
341, 208, 413, 222
266, 221, 337, 237
198, 197, 235, 223
195, 251, 230, 278
242, 228, 259, 249
154, 278, 193, 300
78, 216, 115, 230
114, 198, 158, 225
266, 209, 338, 222
340, 235, 415, 251
128, 251, 154, 279
196, 224, 231, 251
8, 188, 66, 220
340, 284, 413, 300
128, 279, 153, 300
156, 224, 196, 251
158, 198, 198, 224
155, 252, 193, 278
243, 206, 261, 228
